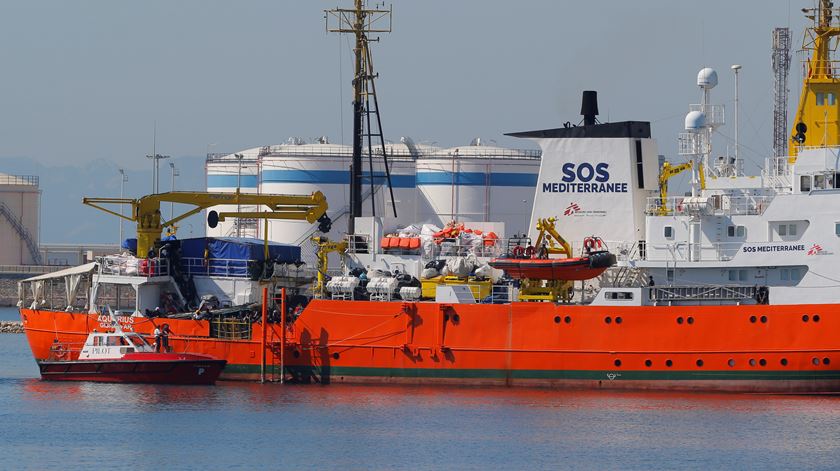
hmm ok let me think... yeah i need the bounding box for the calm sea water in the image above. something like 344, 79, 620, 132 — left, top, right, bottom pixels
2, 305, 840, 470
0, 306, 19, 321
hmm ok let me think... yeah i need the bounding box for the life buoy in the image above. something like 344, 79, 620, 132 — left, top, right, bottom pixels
524, 246, 536, 258
512, 246, 525, 258
51, 343, 68, 361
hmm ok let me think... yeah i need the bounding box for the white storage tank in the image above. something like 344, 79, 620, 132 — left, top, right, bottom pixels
205, 148, 262, 238
416, 139, 541, 235
257, 137, 433, 244
0, 173, 41, 265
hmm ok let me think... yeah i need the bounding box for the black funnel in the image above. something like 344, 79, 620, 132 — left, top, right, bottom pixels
580, 90, 599, 126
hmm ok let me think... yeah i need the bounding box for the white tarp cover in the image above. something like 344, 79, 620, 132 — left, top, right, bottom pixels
65, 273, 84, 310
22, 262, 97, 282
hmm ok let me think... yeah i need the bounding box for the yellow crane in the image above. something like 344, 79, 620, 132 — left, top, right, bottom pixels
790, 0, 840, 159
311, 236, 348, 298
657, 160, 695, 215
83, 191, 329, 257
533, 217, 572, 258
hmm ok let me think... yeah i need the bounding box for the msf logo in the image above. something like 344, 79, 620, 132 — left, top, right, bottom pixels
808, 244, 824, 255
564, 203, 581, 215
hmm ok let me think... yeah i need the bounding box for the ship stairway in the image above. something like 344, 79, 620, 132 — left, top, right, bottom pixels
611, 243, 642, 287
0, 201, 42, 264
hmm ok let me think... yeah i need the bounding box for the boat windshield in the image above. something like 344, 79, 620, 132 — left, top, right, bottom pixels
125, 334, 151, 348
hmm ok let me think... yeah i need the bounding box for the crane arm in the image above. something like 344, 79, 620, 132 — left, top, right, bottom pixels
84, 190, 329, 257
658, 160, 692, 215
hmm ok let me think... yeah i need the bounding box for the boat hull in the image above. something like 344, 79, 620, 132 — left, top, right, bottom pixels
489, 251, 616, 280
37, 357, 226, 384
18, 301, 840, 393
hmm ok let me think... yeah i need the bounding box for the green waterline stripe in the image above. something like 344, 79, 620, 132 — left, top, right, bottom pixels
222, 364, 840, 381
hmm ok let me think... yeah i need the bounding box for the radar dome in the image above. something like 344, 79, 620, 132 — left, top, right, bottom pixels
685, 110, 706, 130
697, 68, 718, 89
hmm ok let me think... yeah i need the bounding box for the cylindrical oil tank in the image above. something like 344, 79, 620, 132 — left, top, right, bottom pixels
0, 173, 40, 265
205, 148, 261, 238
257, 137, 435, 244
416, 140, 541, 236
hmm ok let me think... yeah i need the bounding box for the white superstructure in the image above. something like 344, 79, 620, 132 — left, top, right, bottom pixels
511, 71, 840, 306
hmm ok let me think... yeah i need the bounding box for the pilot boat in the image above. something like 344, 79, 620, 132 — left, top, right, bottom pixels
37, 312, 226, 384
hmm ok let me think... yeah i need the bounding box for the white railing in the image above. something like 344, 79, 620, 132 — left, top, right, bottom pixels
181, 257, 254, 278
98, 256, 169, 277
646, 194, 773, 216
678, 132, 709, 156
688, 103, 725, 127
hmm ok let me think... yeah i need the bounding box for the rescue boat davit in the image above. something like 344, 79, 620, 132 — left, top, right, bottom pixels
38, 314, 226, 385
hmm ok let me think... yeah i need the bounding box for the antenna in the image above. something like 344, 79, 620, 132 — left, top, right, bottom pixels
772, 27, 791, 162
326, 1, 396, 234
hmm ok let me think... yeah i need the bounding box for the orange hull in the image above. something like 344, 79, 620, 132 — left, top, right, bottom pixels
18, 301, 840, 392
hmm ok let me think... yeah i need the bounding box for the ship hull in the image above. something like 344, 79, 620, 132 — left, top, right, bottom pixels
19, 300, 840, 393
37, 358, 226, 384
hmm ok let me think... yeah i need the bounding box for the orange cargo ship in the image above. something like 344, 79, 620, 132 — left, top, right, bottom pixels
19, 301, 840, 392
17, 2, 840, 393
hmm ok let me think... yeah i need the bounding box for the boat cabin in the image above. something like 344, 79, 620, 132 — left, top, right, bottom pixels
78, 331, 154, 360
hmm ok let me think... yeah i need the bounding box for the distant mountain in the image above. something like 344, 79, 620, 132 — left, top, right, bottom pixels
0, 156, 208, 244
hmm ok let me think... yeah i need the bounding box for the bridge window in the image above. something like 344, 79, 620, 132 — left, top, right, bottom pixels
801, 175, 812, 192
781, 268, 802, 281
835, 222, 840, 236
727, 225, 746, 238
728, 269, 748, 282
817, 92, 825, 106
829, 93, 837, 106
664, 226, 674, 239
606, 291, 634, 300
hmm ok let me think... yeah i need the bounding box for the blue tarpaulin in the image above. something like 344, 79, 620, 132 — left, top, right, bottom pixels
121, 238, 137, 252
178, 237, 300, 263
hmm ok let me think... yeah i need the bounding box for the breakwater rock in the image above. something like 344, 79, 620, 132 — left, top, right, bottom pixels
0, 321, 23, 333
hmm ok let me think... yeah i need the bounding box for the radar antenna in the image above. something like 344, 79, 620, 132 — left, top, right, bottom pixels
326, 1, 397, 234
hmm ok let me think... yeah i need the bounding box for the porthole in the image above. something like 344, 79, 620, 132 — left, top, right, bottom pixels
444, 314, 450, 322
645, 359, 652, 367
665, 359, 673, 367
564, 316, 572, 324
554, 316, 561, 324
687, 317, 694, 325
749, 316, 757, 323
728, 359, 736, 367
760, 316, 768, 324
824, 357, 831, 365
759, 358, 767, 366
813, 357, 820, 366
615, 317, 623, 324
814, 315, 821, 322
605, 316, 612, 324
452, 314, 460, 323
749, 359, 756, 366
677, 317, 684, 324
332, 352, 340, 360
781, 358, 788, 366
696, 359, 704, 367
802, 315, 810, 322
614, 359, 622, 367
293, 350, 301, 358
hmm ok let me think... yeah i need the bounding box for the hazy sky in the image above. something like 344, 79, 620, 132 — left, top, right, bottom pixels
0, 0, 804, 176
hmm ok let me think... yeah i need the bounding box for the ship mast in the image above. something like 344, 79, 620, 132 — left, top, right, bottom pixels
790, 0, 840, 159
326, 1, 396, 234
